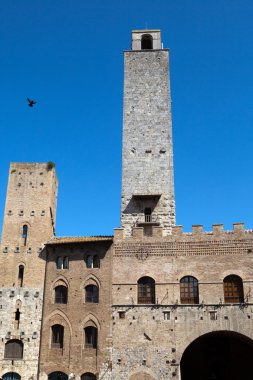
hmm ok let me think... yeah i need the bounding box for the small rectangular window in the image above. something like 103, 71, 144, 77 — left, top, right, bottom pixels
209, 311, 217, 320
119, 311, 126, 319
163, 311, 170, 320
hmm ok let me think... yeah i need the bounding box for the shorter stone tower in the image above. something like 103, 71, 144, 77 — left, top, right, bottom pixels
0, 163, 58, 380
121, 30, 175, 237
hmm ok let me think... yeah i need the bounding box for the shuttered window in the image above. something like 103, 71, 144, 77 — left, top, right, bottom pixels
138, 277, 155, 304
224, 275, 244, 303
180, 276, 199, 304
4, 340, 23, 359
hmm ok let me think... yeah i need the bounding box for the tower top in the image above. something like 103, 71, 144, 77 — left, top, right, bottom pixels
131, 29, 162, 50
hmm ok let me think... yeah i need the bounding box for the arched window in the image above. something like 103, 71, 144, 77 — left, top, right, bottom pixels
51, 324, 64, 348
223, 275, 244, 303
180, 276, 199, 304
4, 340, 23, 359
141, 34, 153, 50
48, 372, 68, 380
84, 326, 97, 348
138, 276, 155, 304
85, 285, 99, 303
81, 374, 97, 380
18, 265, 24, 287
22, 225, 28, 245
86, 255, 100, 269
3, 373, 21, 380
55, 285, 68, 304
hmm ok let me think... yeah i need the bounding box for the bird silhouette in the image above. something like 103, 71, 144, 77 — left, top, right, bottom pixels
27, 98, 37, 107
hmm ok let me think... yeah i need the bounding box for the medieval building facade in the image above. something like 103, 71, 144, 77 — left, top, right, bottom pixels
1, 29, 253, 380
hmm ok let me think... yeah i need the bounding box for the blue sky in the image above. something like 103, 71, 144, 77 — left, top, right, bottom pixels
0, 0, 253, 236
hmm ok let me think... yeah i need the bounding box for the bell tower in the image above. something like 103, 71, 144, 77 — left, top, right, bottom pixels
121, 30, 175, 236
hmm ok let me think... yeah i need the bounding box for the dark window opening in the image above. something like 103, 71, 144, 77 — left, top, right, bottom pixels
4, 340, 23, 359
223, 275, 244, 303
48, 372, 68, 380
81, 374, 97, 380
85, 285, 99, 303
56, 257, 63, 269
144, 208, 152, 222
84, 326, 97, 348
86, 255, 100, 269
3, 372, 21, 380
63, 257, 69, 269
56, 257, 69, 270
15, 309, 21, 329
51, 324, 64, 348
93, 255, 100, 268
138, 276, 155, 304
18, 265, 24, 287
180, 276, 199, 304
141, 34, 153, 50
55, 286, 68, 304
22, 225, 28, 245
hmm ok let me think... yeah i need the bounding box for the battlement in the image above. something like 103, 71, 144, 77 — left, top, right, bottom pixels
114, 223, 253, 241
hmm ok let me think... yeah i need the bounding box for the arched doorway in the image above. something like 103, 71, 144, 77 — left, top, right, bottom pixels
3, 373, 21, 380
180, 331, 253, 380
48, 372, 68, 380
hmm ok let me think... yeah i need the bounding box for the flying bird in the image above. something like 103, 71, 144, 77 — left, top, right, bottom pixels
27, 98, 37, 107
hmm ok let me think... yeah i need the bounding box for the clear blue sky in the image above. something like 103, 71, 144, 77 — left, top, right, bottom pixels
1, 0, 253, 236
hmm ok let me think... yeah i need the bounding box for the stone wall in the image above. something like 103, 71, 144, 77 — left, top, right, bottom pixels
121, 32, 175, 237
111, 224, 253, 379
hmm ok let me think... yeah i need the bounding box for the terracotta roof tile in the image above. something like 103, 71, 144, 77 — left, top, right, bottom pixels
46, 236, 113, 245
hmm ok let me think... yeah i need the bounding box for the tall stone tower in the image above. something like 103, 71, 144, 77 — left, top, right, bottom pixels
0, 163, 58, 380
121, 30, 175, 237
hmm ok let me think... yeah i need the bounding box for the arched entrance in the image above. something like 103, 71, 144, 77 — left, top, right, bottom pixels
180, 331, 253, 380
48, 372, 68, 380
3, 373, 21, 380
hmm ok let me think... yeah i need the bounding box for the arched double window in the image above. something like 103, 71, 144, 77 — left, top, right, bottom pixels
55, 285, 68, 304
138, 276, 155, 304
84, 325, 98, 349
85, 285, 99, 303
86, 255, 100, 269
141, 34, 153, 50
180, 276, 199, 304
56, 256, 69, 270
51, 324, 64, 348
4, 340, 23, 359
223, 275, 244, 303
81, 374, 97, 380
